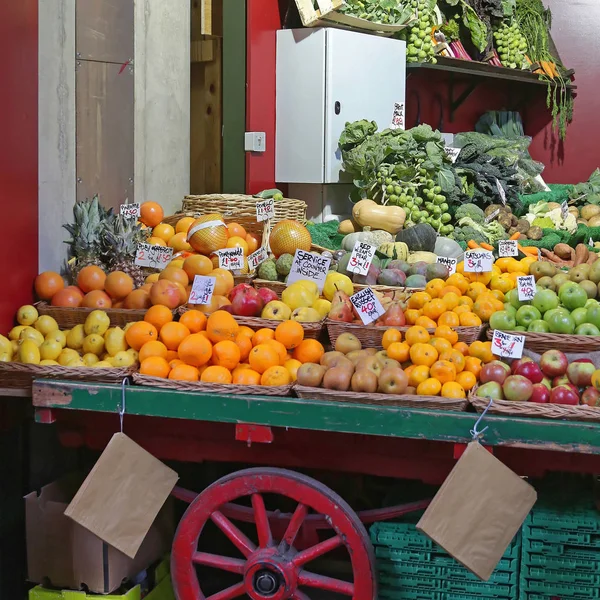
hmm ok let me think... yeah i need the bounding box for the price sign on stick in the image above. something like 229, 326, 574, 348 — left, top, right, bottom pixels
561, 201, 569, 220
492, 330, 525, 359
498, 240, 518, 257
464, 250, 493, 273
287, 250, 332, 293
248, 247, 268, 271
484, 209, 500, 224
436, 256, 457, 276
120, 203, 140, 219
188, 276, 216, 305
517, 275, 536, 301
445, 147, 460, 164
134, 243, 173, 269
256, 198, 275, 222
217, 247, 244, 271
350, 287, 386, 325
495, 178, 507, 206
390, 102, 405, 131
348, 241, 377, 276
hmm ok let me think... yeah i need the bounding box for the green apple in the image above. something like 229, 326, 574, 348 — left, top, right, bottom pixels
546, 311, 576, 334
558, 281, 579, 295
532, 289, 559, 314
503, 303, 517, 318
506, 289, 526, 310
575, 323, 600, 336
586, 304, 600, 329
528, 320, 550, 333
571, 307, 589, 327
558, 284, 588, 311
516, 305, 542, 328
514, 326, 527, 332
585, 299, 599, 309
489, 310, 517, 331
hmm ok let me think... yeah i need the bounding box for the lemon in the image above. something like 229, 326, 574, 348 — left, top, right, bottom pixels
17, 305, 38, 326
110, 351, 135, 368
10, 340, 19, 355
82, 353, 100, 366
58, 348, 80, 366
92, 361, 113, 368
45, 330, 67, 348
126, 348, 139, 363
9, 325, 28, 341
0, 353, 11, 363
40, 359, 60, 366
84, 310, 110, 336
19, 327, 44, 347
19, 340, 40, 364
0, 334, 13, 358
65, 356, 85, 367
123, 322, 135, 333
66, 325, 85, 350
82, 333, 105, 356
39, 340, 63, 361
104, 327, 127, 356
34, 315, 59, 336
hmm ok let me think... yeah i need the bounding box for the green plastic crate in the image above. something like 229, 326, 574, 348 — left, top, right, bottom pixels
379, 587, 441, 600
379, 574, 440, 591
444, 566, 518, 585
377, 561, 442, 578
444, 579, 517, 598
29, 588, 140, 600
520, 579, 600, 598
523, 524, 600, 548
525, 509, 600, 532
522, 550, 600, 572
523, 537, 600, 559
522, 564, 600, 585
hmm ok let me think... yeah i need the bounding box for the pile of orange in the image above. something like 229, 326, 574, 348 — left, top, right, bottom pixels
135, 308, 324, 386
382, 325, 494, 399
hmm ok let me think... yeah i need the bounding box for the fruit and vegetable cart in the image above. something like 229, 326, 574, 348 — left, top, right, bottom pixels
31, 378, 600, 600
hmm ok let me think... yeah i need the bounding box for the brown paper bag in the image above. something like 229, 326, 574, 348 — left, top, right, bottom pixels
417, 441, 537, 581
65, 433, 179, 559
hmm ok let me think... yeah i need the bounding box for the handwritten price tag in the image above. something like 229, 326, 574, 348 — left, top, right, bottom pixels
495, 178, 507, 206
436, 256, 457, 276
217, 247, 244, 271
256, 198, 275, 222
188, 275, 216, 305
248, 246, 268, 271
517, 275, 536, 301
492, 330, 525, 359
464, 250, 493, 273
287, 250, 332, 293
350, 287, 385, 325
120, 203, 140, 219
445, 146, 460, 164
134, 243, 173, 269
390, 101, 405, 131
484, 208, 501, 224
498, 240, 518, 257
348, 241, 377, 276
561, 201, 569, 220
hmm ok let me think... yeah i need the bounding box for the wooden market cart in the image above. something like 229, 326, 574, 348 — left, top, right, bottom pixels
31, 379, 600, 600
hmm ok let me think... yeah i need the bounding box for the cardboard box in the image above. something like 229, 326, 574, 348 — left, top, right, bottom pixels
25, 475, 173, 594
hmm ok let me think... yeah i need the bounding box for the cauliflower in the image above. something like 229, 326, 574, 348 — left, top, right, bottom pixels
531, 216, 554, 229
525, 201, 577, 234
455, 204, 485, 224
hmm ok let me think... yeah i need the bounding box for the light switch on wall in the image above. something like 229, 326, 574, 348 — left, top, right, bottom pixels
244, 132, 266, 152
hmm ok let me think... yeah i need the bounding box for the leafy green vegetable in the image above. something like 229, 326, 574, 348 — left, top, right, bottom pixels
462, 3, 488, 52
339, 120, 378, 150
339, 0, 414, 26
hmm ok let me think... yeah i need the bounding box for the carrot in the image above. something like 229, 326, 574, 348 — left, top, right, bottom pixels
509, 232, 521, 241
540, 61, 555, 79
479, 242, 494, 251
519, 245, 540, 256
467, 240, 480, 249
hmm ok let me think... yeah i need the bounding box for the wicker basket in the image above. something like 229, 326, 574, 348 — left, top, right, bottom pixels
486, 328, 600, 354
35, 302, 173, 329
327, 320, 486, 349
295, 385, 468, 411
469, 392, 600, 423
0, 362, 132, 392
133, 373, 293, 396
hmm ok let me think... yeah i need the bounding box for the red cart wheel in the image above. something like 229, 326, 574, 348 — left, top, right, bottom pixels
171, 467, 376, 600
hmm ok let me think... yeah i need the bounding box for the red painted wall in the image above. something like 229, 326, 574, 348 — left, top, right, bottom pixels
0, 2, 38, 331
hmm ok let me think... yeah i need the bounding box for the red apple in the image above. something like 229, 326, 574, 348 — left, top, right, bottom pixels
511, 356, 533, 374
480, 361, 511, 385
541, 377, 552, 390
552, 375, 570, 388
581, 386, 600, 407
530, 383, 550, 403
565, 382, 580, 396
567, 361, 596, 388
514, 361, 544, 384
229, 284, 264, 317
540, 350, 569, 378
573, 358, 594, 364
257, 288, 279, 305
477, 381, 504, 400
550, 385, 579, 406
503, 375, 534, 402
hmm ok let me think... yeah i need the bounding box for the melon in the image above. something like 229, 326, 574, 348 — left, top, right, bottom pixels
269, 220, 311, 258
187, 214, 229, 255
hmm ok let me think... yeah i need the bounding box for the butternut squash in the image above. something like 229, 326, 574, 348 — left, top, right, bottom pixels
352, 200, 406, 235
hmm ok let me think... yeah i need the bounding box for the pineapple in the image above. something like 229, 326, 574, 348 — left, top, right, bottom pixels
102, 214, 150, 288
63, 195, 109, 281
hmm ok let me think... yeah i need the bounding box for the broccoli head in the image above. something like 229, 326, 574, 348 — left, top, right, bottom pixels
452, 225, 488, 245
455, 204, 485, 224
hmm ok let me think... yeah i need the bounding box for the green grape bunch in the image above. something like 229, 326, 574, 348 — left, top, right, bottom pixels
493, 21, 528, 69
405, 0, 437, 64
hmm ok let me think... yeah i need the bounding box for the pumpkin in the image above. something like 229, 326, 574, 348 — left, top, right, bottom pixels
341, 228, 393, 252
352, 200, 406, 235
434, 236, 463, 259
378, 241, 409, 261
407, 251, 438, 264
338, 219, 360, 235
395, 223, 437, 252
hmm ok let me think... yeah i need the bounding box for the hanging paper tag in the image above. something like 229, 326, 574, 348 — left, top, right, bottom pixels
188, 275, 216, 305
217, 247, 244, 271
348, 241, 377, 276
134, 243, 173, 269
498, 240, 518, 257
464, 250, 493, 273
248, 246, 268, 271
350, 287, 386, 325
492, 330, 525, 359
287, 249, 332, 293
517, 275, 536, 301
444, 147, 460, 163
120, 203, 140, 219
589, 237, 594, 248
436, 256, 457, 275
484, 209, 501, 224
561, 201, 569, 220
390, 102, 405, 130
495, 179, 507, 206
256, 198, 275, 222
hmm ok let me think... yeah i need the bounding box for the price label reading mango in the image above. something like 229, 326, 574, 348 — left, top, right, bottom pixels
248, 246, 268, 271
134, 243, 173, 269
350, 287, 385, 325
120, 203, 140, 219
492, 330, 525, 359
517, 275, 536, 301
498, 240, 518, 257
436, 256, 457, 276
348, 241, 377, 276
464, 250, 493, 273
217, 247, 244, 271
256, 198, 275, 222
188, 275, 216, 305
287, 250, 332, 293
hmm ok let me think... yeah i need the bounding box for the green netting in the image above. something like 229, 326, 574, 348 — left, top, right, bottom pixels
518, 183, 575, 214
307, 220, 344, 250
